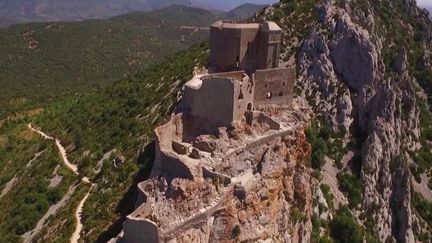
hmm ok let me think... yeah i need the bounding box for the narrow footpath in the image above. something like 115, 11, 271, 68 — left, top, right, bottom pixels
27, 123, 92, 243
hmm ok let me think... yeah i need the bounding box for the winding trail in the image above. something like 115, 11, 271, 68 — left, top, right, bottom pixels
27, 123, 92, 243
71, 185, 94, 243
28, 124, 79, 175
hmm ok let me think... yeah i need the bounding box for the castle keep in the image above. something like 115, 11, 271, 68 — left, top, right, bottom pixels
183, 20, 295, 127
209, 20, 282, 73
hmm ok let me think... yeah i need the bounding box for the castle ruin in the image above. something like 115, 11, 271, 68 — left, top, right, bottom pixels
114, 20, 310, 243
182, 20, 295, 128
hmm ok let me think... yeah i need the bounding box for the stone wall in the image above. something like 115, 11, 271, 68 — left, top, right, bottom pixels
121, 217, 160, 243
253, 68, 295, 105
209, 21, 282, 74
151, 118, 196, 182
232, 73, 255, 121
258, 23, 282, 69
183, 76, 236, 127
210, 22, 260, 73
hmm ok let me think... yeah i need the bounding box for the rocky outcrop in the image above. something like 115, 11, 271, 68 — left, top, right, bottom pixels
117, 99, 314, 243
296, 0, 423, 241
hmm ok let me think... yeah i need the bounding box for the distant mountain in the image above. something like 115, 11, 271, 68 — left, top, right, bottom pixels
0, 1, 270, 28
219, 3, 267, 20
0, 0, 191, 28
0, 5, 215, 106
191, 0, 275, 11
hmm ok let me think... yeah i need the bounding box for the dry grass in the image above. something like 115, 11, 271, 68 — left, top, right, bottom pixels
20, 129, 34, 140
0, 135, 7, 147
27, 108, 43, 117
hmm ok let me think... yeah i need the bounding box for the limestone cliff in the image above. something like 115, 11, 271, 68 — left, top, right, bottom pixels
266, 0, 432, 241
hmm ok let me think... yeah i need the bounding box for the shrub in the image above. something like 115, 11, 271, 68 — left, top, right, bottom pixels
330, 207, 363, 243
337, 171, 362, 208
290, 206, 305, 223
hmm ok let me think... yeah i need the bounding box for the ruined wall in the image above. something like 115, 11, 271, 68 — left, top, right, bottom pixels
183, 77, 236, 127
253, 68, 295, 105
122, 218, 160, 243
233, 74, 255, 121
152, 119, 195, 182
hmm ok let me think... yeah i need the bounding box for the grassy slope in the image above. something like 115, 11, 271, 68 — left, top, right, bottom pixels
0, 5, 215, 118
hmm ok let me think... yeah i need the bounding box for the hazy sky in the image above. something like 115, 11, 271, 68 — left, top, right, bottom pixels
417, 0, 431, 6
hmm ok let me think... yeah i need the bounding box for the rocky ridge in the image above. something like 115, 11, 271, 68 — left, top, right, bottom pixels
268, 0, 432, 241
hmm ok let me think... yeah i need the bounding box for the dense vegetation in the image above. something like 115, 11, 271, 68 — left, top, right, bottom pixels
330, 207, 364, 243
337, 171, 362, 208
0, 5, 215, 119
0, 41, 208, 242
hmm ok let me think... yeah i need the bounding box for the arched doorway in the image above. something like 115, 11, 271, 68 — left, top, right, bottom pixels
247, 103, 253, 111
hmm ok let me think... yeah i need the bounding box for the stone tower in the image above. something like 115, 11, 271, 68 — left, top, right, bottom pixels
209, 20, 282, 74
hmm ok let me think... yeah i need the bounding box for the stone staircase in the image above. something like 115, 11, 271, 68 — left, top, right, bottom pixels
161, 184, 233, 240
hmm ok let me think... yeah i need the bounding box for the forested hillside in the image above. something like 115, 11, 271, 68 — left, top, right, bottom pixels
0, 42, 209, 242
0, 0, 191, 28
0, 5, 215, 119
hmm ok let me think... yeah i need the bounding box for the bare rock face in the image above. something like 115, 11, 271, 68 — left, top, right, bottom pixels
330, 15, 377, 91
297, 0, 421, 241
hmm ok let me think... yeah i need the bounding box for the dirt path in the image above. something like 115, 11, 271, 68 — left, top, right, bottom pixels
22, 185, 77, 243
0, 175, 17, 199
28, 123, 91, 242
71, 186, 93, 243
28, 124, 80, 175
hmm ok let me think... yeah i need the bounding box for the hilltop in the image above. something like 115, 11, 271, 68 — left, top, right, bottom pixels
219, 3, 267, 20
